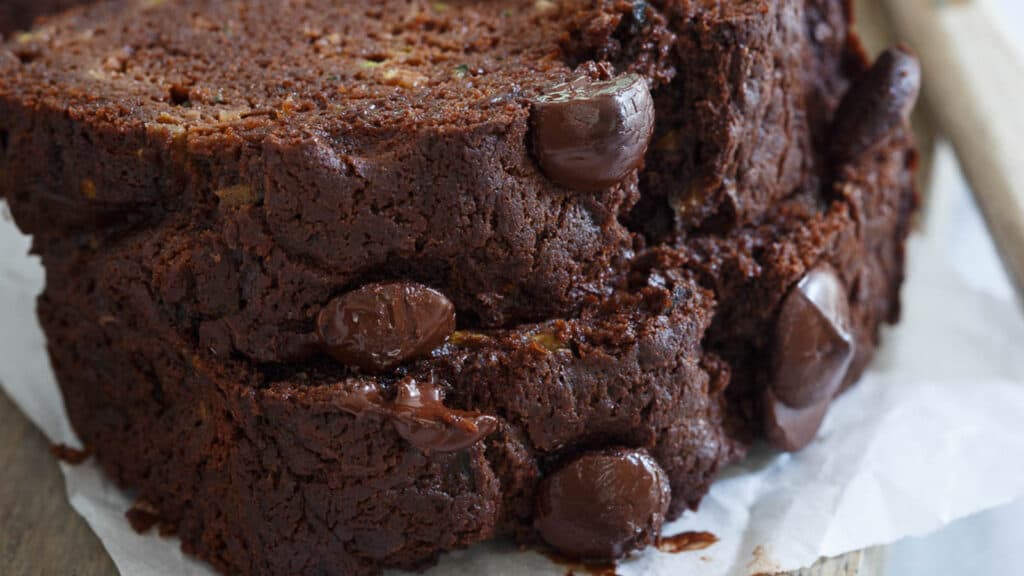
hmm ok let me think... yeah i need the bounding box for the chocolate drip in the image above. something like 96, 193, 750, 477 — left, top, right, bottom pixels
333, 379, 497, 452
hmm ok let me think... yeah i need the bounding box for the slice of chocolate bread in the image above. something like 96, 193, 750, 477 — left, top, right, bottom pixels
0, 0, 858, 328
38, 231, 740, 572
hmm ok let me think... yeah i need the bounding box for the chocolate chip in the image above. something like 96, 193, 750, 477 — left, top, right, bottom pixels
831, 45, 921, 163
333, 380, 498, 452
765, 266, 855, 451
391, 380, 498, 452
317, 282, 455, 372
531, 73, 655, 191
764, 389, 833, 453
333, 382, 385, 414
534, 449, 670, 561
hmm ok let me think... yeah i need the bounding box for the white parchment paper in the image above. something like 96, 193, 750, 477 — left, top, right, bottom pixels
3, 140, 1024, 575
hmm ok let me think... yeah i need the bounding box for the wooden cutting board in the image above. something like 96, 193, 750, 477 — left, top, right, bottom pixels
0, 0, 928, 574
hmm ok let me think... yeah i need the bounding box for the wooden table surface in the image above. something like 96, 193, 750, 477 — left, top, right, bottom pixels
0, 389, 116, 576
0, 386, 881, 575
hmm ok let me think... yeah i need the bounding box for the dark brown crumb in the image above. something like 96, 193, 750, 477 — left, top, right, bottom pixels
49, 442, 92, 465
126, 501, 161, 533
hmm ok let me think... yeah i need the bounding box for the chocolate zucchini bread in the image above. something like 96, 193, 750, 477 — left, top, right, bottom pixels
0, 0, 920, 573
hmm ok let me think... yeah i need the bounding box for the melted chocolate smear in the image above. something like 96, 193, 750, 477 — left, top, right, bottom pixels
334, 379, 497, 452
391, 380, 499, 452
50, 443, 93, 465
656, 531, 719, 554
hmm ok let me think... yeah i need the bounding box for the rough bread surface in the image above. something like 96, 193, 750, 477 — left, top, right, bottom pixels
0, 0, 91, 35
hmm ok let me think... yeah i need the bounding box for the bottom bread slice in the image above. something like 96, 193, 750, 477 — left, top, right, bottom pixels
40, 243, 742, 573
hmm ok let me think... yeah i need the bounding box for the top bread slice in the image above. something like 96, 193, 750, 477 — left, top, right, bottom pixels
0, 0, 854, 330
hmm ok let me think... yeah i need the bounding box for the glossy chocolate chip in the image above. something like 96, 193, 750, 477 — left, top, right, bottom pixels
534, 449, 670, 561
765, 266, 855, 451
764, 389, 834, 454
531, 73, 655, 191
317, 282, 455, 372
831, 45, 921, 163
391, 380, 499, 452
333, 380, 498, 452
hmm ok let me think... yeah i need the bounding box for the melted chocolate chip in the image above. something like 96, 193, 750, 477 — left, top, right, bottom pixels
391, 380, 499, 452
534, 449, 670, 561
831, 45, 921, 164
333, 379, 497, 453
334, 381, 385, 414
765, 266, 855, 451
531, 73, 655, 191
317, 282, 456, 372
